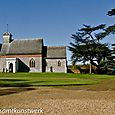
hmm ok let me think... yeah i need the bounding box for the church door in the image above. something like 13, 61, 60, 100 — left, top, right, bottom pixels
9, 63, 13, 72
50, 66, 53, 72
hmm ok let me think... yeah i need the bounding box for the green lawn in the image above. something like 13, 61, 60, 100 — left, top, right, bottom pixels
0, 73, 114, 88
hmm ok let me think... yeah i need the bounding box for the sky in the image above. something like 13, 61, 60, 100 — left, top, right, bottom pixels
0, 0, 115, 64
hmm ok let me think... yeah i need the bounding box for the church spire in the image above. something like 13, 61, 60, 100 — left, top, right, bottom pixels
7, 24, 8, 32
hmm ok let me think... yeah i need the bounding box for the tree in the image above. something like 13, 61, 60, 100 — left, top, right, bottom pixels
68, 24, 111, 73
101, 8, 115, 38
106, 8, 115, 74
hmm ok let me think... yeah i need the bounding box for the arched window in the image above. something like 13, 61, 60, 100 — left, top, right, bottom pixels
29, 58, 35, 68
58, 60, 61, 66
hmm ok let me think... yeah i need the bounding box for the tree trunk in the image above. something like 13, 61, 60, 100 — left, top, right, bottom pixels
89, 62, 92, 74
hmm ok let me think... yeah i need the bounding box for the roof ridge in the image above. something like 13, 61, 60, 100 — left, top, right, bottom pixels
13, 38, 43, 41
47, 46, 66, 48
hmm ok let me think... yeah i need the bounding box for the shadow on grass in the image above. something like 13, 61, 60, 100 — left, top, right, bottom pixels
32, 83, 95, 87
0, 83, 31, 87
0, 87, 35, 96
0, 79, 31, 87
0, 82, 32, 87
0, 79, 27, 81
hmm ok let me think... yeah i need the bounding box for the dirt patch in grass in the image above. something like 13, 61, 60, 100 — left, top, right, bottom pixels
0, 87, 35, 96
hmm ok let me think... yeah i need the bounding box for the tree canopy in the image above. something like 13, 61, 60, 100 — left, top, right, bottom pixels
68, 24, 111, 73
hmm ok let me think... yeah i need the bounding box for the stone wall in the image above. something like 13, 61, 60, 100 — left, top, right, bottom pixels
0, 57, 67, 73
0, 58, 6, 72
0, 56, 42, 72
18, 57, 42, 72
46, 59, 67, 73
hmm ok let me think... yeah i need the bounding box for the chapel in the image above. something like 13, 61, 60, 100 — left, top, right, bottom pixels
0, 32, 67, 73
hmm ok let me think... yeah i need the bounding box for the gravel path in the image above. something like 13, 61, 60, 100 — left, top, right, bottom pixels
0, 87, 115, 115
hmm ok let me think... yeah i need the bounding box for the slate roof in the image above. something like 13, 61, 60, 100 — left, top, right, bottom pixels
0, 39, 43, 55
46, 46, 66, 59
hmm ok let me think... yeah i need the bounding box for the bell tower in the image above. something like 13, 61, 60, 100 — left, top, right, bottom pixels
3, 24, 13, 43
3, 32, 13, 43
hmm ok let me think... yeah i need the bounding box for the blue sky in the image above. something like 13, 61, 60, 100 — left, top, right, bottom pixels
0, 0, 115, 64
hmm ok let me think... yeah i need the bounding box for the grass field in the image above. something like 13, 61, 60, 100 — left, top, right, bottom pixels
0, 73, 115, 96
0, 73, 115, 88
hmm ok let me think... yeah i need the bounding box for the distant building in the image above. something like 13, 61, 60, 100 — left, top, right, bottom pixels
0, 32, 67, 73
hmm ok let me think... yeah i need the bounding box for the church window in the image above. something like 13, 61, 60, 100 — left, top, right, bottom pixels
29, 58, 35, 68
58, 60, 61, 66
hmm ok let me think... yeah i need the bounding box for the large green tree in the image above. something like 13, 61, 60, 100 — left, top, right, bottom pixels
69, 24, 111, 73
106, 8, 115, 72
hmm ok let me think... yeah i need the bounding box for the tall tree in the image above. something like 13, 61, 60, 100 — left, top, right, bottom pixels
69, 24, 111, 73
106, 8, 115, 73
